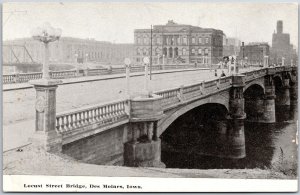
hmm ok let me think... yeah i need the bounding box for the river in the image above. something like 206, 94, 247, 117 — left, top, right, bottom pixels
161, 105, 298, 176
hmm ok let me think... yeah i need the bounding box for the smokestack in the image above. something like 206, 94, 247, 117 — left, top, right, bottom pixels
277, 20, 283, 34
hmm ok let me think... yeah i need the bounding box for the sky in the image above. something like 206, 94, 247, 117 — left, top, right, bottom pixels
2, 2, 298, 47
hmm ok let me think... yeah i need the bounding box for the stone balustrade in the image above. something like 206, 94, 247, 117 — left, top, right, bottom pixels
56, 99, 129, 133
3, 74, 17, 84
50, 70, 77, 79
3, 72, 43, 84
3, 64, 209, 84
5, 63, 271, 85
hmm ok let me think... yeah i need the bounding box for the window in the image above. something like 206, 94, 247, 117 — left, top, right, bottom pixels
183, 37, 187, 44
198, 48, 202, 55
182, 48, 186, 55
171, 37, 175, 45
155, 48, 160, 55
177, 37, 181, 44
192, 37, 196, 44
137, 48, 140, 55
143, 48, 147, 55
204, 48, 209, 55
191, 48, 195, 55
198, 37, 202, 44
157, 37, 160, 44
137, 38, 141, 44
144, 37, 149, 45
206, 38, 209, 44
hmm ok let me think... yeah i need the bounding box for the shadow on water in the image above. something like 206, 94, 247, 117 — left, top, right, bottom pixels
161, 105, 297, 170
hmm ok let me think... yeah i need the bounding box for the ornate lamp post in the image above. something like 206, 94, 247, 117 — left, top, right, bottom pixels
143, 57, 150, 97
263, 56, 269, 68
29, 23, 63, 152
124, 58, 131, 97
282, 57, 285, 66
31, 22, 62, 79
85, 53, 89, 63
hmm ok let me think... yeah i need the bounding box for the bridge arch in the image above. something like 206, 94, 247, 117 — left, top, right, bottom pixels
244, 83, 265, 98
273, 75, 283, 88
244, 84, 266, 122
243, 79, 265, 94
158, 95, 229, 136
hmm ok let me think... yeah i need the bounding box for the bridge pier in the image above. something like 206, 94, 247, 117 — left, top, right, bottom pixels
246, 76, 276, 123
124, 94, 166, 167
216, 75, 246, 159
290, 70, 298, 106
276, 78, 291, 106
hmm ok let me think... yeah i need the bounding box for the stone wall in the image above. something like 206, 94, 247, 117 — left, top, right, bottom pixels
62, 125, 131, 165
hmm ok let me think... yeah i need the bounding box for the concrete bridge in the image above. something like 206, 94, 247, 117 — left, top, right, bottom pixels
28, 66, 297, 167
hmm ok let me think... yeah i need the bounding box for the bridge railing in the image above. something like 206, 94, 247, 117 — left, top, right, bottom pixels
50, 70, 77, 79
2, 64, 214, 84
154, 75, 232, 110
243, 68, 268, 82
3, 72, 43, 84
55, 99, 129, 133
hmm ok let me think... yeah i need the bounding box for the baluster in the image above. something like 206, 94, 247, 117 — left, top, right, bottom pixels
94, 108, 98, 121
102, 106, 107, 123
99, 107, 104, 123
85, 110, 89, 123
114, 104, 119, 119
62, 116, 67, 131
117, 103, 122, 118
116, 104, 120, 118
73, 114, 77, 129
86, 110, 91, 122
108, 105, 113, 121
76, 113, 81, 127
92, 109, 96, 122
111, 105, 115, 121
68, 114, 73, 130
118, 103, 123, 116
107, 106, 111, 122
65, 115, 70, 131
55, 117, 60, 131
81, 112, 85, 125
57, 117, 62, 131
119, 102, 124, 116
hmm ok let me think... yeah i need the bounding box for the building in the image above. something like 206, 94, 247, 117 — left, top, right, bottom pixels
3, 37, 134, 66
271, 20, 296, 65
223, 37, 241, 56
134, 20, 224, 65
241, 42, 270, 65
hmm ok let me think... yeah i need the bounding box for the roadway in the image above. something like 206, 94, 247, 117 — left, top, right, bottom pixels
3, 67, 255, 151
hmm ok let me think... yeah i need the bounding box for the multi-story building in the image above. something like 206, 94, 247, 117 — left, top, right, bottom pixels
240, 42, 270, 65
3, 37, 134, 66
223, 37, 241, 56
134, 20, 224, 65
270, 20, 296, 65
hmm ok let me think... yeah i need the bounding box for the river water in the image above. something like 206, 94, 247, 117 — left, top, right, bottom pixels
161, 105, 298, 173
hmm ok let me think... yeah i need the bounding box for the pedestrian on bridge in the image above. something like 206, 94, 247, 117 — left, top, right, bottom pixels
221, 70, 226, 77
214, 69, 218, 77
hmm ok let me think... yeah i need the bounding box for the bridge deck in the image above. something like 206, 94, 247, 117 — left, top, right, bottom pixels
3, 67, 260, 151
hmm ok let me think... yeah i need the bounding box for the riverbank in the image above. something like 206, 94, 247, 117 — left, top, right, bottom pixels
3, 144, 295, 179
